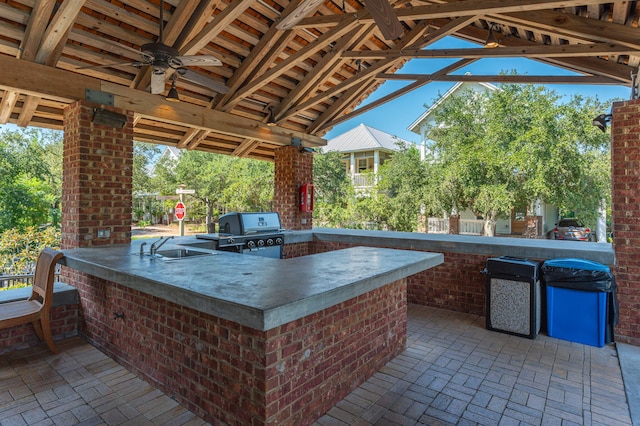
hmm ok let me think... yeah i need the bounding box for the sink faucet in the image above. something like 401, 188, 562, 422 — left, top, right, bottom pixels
150, 236, 174, 256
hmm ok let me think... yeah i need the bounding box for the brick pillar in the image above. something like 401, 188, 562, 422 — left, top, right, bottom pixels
611, 100, 640, 345
61, 101, 133, 249
273, 145, 313, 230
448, 214, 460, 234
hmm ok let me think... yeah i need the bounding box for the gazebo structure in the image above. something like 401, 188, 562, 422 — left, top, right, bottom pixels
1, 1, 640, 423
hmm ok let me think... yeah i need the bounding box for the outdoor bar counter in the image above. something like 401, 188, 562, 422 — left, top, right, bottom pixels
60, 238, 444, 425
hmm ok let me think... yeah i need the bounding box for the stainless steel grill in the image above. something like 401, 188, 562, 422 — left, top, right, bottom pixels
196, 212, 284, 258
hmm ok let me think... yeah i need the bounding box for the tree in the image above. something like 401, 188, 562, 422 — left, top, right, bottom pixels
427, 83, 612, 235
375, 141, 428, 231
168, 151, 273, 231
313, 150, 355, 227
0, 129, 62, 231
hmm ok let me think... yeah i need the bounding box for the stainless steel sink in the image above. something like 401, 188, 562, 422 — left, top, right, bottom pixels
153, 248, 218, 260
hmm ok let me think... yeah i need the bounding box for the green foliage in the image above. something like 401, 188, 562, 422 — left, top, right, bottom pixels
133, 147, 275, 226
0, 128, 62, 231
427, 82, 612, 232
0, 226, 61, 275
313, 151, 355, 227
375, 142, 427, 231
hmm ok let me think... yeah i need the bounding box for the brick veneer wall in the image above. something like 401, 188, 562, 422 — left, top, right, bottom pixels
66, 267, 407, 425
611, 100, 640, 345
62, 101, 133, 248
274, 146, 313, 230
0, 304, 79, 354
306, 241, 505, 316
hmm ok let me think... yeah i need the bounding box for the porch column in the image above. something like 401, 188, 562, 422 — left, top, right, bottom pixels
273, 145, 313, 230
61, 101, 134, 249
611, 100, 640, 345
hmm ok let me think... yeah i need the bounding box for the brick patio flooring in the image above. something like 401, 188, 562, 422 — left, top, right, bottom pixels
1, 304, 634, 425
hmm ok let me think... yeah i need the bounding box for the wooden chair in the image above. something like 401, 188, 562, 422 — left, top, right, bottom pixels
0, 248, 64, 354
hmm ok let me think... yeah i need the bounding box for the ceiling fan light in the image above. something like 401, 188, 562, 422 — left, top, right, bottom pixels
485, 24, 499, 48
166, 81, 180, 102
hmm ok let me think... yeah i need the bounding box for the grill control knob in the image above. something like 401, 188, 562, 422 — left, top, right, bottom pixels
275, 237, 283, 245
266, 238, 274, 246
257, 239, 265, 247
247, 240, 256, 249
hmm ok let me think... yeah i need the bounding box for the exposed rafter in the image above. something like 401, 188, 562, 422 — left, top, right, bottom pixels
0, 0, 637, 158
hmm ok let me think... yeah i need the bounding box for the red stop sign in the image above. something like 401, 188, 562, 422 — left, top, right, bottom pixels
174, 201, 186, 221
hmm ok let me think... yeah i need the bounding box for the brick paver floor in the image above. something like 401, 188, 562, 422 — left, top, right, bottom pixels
316, 304, 633, 425
1, 304, 633, 425
0, 338, 208, 426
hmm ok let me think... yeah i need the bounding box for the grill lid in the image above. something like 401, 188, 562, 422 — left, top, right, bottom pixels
218, 212, 281, 235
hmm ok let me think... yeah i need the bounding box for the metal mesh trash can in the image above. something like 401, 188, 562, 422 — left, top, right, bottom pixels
542, 258, 617, 347
483, 256, 541, 339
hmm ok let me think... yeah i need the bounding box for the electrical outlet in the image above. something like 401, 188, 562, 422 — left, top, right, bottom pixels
97, 229, 111, 238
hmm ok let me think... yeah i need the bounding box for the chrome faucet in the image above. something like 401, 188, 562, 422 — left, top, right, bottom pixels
139, 241, 147, 256
150, 236, 174, 256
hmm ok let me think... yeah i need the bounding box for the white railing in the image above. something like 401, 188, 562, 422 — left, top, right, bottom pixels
460, 219, 484, 235
351, 173, 375, 188
1, 272, 61, 289
427, 218, 449, 234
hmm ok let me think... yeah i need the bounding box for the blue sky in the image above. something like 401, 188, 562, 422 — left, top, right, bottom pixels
323, 36, 631, 143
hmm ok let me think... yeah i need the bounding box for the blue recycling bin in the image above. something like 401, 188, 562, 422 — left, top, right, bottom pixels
542, 258, 617, 347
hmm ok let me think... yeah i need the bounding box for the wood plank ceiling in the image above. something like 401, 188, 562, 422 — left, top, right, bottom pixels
0, 0, 638, 161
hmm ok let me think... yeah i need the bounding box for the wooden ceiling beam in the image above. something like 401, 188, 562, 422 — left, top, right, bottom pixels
378, 73, 621, 85
223, 13, 361, 109
293, 0, 609, 28
0, 55, 326, 147
343, 43, 640, 60
285, 17, 475, 124
318, 58, 478, 132
275, 24, 373, 123
180, 0, 256, 55
495, 10, 640, 49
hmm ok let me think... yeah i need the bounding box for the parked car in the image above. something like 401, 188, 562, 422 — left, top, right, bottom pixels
553, 219, 591, 241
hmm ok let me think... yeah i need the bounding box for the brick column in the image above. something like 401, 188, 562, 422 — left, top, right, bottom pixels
448, 214, 460, 234
273, 145, 313, 230
611, 100, 640, 345
62, 101, 133, 249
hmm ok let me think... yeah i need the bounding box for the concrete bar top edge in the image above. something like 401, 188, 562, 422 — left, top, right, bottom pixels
286, 228, 615, 265
60, 240, 443, 331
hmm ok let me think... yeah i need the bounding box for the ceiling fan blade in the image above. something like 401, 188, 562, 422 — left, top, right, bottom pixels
174, 55, 222, 67
366, 0, 404, 40
150, 71, 166, 95
276, 0, 325, 30
177, 68, 230, 94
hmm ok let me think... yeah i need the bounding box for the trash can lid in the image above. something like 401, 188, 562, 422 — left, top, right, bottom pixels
542, 258, 610, 272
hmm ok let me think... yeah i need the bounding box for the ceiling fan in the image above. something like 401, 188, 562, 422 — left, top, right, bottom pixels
79, 0, 228, 95
276, 0, 404, 41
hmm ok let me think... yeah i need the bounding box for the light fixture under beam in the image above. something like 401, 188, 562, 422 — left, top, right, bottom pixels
166, 80, 180, 102
485, 23, 499, 48
267, 105, 277, 126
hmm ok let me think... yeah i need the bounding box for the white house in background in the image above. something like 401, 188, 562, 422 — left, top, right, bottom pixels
323, 123, 412, 190
407, 80, 560, 237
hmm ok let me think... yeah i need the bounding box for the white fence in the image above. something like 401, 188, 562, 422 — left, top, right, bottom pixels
459, 219, 484, 235
427, 218, 449, 234
426, 218, 484, 235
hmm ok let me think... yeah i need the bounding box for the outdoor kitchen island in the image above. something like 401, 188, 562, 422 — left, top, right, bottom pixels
60, 238, 443, 425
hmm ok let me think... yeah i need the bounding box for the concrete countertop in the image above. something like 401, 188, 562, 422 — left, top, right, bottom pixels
285, 228, 616, 265
60, 238, 443, 331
